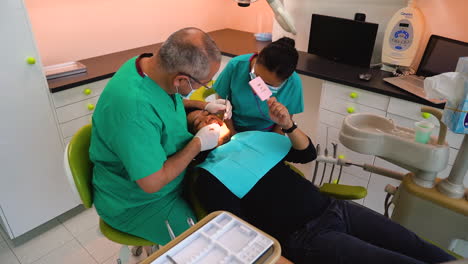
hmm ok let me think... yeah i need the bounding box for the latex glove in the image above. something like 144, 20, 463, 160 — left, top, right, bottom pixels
194, 123, 221, 151
205, 99, 232, 119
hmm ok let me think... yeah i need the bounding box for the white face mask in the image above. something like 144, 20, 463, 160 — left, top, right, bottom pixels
250, 64, 285, 94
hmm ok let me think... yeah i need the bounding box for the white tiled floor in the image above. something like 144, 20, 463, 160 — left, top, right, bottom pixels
0, 206, 147, 264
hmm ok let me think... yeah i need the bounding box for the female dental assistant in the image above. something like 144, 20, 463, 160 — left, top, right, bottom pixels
214, 37, 304, 134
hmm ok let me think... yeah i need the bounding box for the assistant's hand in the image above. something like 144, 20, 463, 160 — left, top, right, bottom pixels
267, 97, 292, 129
194, 123, 221, 151
205, 99, 232, 119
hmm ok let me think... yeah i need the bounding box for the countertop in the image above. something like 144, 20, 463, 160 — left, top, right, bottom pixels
47, 29, 443, 109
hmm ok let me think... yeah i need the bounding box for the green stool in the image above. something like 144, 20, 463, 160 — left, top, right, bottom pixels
64, 125, 154, 263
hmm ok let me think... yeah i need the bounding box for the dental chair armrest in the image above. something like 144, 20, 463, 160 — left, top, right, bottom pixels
319, 183, 367, 200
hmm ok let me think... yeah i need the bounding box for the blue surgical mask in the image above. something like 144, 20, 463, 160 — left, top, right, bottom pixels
183, 88, 196, 99
182, 78, 196, 98
267, 83, 284, 94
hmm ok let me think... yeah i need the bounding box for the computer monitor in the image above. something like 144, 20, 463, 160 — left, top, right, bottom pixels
308, 14, 378, 68
417, 35, 468, 77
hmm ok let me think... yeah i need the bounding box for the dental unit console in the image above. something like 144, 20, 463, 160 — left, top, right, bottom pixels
337, 107, 468, 254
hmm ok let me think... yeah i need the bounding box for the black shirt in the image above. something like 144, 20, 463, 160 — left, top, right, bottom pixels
194, 138, 332, 243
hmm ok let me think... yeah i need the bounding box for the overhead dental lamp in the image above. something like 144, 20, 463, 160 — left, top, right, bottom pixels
233, 0, 297, 34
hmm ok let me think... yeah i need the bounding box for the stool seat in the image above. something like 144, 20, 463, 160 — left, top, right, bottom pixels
99, 219, 154, 246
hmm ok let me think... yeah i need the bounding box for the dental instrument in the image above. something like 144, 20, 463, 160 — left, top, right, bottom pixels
222, 94, 229, 122
318, 147, 328, 186
165, 220, 176, 240
311, 144, 320, 185
187, 217, 195, 227
329, 143, 338, 183
337, 163, 343, 184
166, 255, 178, 264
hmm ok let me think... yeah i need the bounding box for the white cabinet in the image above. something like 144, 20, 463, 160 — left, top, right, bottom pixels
51, 79, 109, 143
0, 1, 78, 238
318, 81, 384, 183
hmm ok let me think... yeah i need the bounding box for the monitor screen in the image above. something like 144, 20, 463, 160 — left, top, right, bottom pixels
308, 14, 378, 68
417, 35, 468, 77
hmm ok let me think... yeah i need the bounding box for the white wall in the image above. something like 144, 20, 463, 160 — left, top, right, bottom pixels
273, 0, 407, 64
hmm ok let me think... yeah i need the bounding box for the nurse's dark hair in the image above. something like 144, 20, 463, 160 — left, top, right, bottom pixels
257, 37, 298, 80
158, 27, 221, 80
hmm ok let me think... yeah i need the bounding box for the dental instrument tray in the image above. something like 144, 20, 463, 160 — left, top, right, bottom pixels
44, 61, 87, 80
149, 212, 275, 264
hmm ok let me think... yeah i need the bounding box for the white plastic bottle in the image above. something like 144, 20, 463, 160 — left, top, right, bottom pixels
382, 0, 425, 68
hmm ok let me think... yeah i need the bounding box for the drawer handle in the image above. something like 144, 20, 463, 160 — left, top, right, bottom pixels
349, 92, 358, 99
26, 57, 36, 65
87, 103, 95, 111
421, 112, 431, 119
338, 154, 346, 160
83, 88, 92, 95
347, 107, 355, 114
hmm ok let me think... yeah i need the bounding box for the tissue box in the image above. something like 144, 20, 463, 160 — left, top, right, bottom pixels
443, 79, 468, 134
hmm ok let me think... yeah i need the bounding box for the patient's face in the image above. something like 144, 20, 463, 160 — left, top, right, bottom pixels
187, 110, 231, 146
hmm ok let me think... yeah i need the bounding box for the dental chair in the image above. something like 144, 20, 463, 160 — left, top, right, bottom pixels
188, 85, 368, 202
64, 125, 154, 263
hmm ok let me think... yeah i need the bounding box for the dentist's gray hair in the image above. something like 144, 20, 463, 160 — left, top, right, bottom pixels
157, 27, 221, 80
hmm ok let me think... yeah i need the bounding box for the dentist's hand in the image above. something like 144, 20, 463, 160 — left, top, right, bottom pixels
205, 99, 232, 119
194, 123, 221, 151
267, 97, 292, 129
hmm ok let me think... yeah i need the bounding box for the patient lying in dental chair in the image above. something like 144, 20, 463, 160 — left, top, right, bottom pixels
186, 98, 455, 264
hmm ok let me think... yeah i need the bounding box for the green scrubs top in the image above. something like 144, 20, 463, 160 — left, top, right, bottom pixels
214, 53, 304, 131
89, 55, 195, 245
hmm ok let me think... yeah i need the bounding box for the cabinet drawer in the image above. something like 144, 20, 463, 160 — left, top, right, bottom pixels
60, 114, 92, 138
387, 113, 463, 149
52, 78, 109, 108
322, 96, 386, 118
387, 97, 440, 125
319, 109, 345, 129
56, 96, 99, 123
327, 126, 374, 180
323, 81, 390, 111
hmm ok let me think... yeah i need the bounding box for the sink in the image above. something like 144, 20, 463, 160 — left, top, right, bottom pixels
339, 113, 450, 187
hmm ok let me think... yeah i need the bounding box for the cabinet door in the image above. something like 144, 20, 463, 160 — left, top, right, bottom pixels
0, 2, 78, 238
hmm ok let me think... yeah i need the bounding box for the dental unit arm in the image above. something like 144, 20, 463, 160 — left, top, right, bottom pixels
232, 0, 297, 34
315, 155, 406, 181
